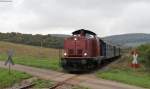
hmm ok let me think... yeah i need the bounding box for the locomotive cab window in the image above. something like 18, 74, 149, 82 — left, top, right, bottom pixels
85, 34, 95, 38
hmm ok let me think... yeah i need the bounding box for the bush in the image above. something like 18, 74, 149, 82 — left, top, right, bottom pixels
145, 48, 150, 69
137, 44, 150, 70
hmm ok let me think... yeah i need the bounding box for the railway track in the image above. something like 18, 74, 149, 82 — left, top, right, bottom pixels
6, 78, 36, 89
18, 83, 34, 89
49, 75, 78, 89
15, 75, 78, 89
6, 84, 34, 89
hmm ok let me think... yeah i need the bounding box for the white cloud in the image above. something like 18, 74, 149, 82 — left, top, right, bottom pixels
110, 1, 150, 35
0, 0, 150, 37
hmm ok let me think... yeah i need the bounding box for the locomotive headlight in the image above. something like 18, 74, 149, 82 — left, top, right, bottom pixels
84, 52, 87, 56
74, 38, 77, 41
64, 52, 67, 56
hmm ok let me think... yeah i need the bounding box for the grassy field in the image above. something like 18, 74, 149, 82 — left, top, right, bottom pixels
0, 68, 31, 89
0, 41, 62, 71
96, 54, 150, 88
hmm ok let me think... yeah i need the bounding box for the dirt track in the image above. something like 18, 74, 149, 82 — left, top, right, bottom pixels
0, 61, 145, 89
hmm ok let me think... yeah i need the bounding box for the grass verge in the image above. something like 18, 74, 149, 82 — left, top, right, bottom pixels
0, 68, 31, 89
97, 69, 150, 88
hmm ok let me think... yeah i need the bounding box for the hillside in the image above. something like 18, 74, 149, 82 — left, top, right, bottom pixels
0, 32, 150, 48
102, 33, 150, 47
51, 33, 150, 47
51, 34, 70, 38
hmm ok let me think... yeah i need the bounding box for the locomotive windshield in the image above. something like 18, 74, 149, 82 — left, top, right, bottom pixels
73, 33, 94, 38
85, 33, 94, 38
72, 29, 96, 38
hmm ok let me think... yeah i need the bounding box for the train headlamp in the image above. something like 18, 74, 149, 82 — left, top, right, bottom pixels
74, 38, 77, 41
84, 53, 87, 56
64, 52, 67, 56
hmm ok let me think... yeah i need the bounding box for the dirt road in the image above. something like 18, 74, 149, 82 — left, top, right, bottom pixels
0, 61, 145, 89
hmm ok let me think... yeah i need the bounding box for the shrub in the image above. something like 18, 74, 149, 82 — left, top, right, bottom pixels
145, 48, 150, 70
137, 44, 150, 70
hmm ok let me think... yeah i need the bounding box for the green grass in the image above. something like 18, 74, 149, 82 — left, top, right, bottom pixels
97, 69, 150, 88
0, 68, 31, 89
0, 41, 62, 71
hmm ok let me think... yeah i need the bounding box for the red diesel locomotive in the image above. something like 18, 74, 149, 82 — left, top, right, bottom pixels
61, 29, 121, 71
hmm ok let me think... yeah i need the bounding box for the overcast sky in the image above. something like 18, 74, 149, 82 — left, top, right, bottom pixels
0, 0, 150, 37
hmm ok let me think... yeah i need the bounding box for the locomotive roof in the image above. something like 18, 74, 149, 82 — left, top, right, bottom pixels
72, 29, 96, 36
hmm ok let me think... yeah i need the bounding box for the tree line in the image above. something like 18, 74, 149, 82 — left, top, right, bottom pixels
0, 32, 64, 49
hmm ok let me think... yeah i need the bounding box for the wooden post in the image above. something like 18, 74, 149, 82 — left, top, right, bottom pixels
9, 63, 11, 74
